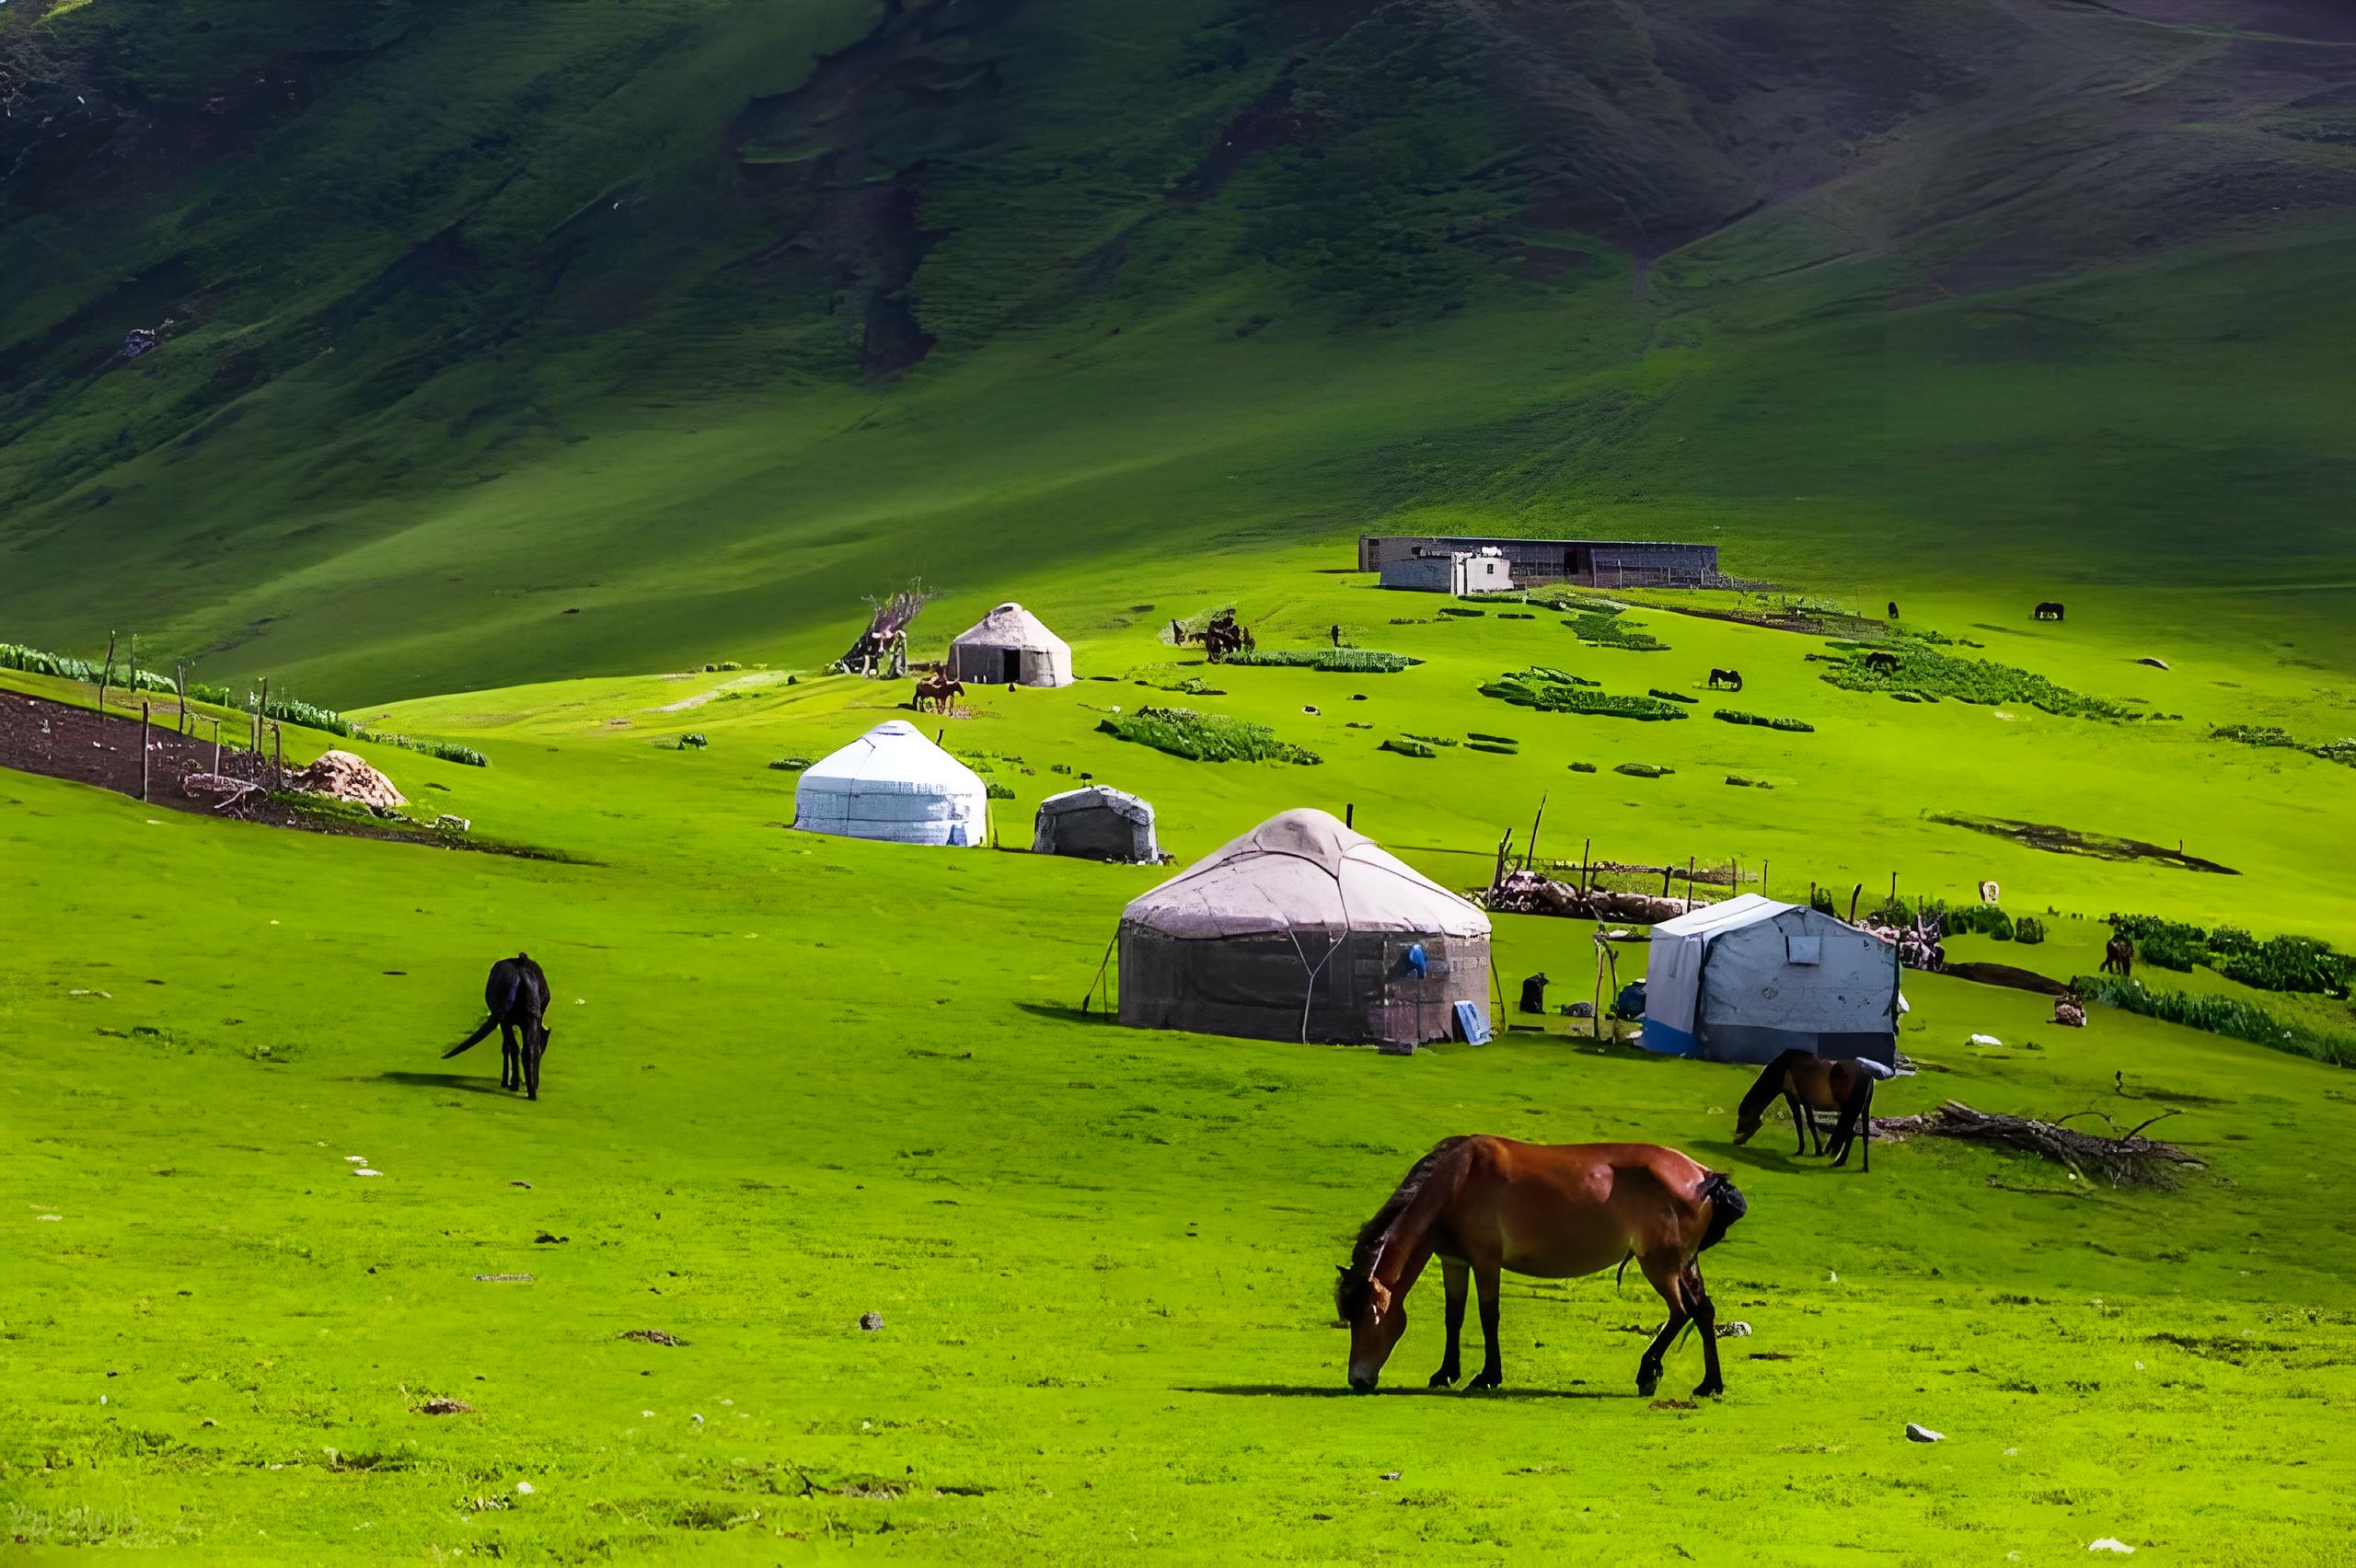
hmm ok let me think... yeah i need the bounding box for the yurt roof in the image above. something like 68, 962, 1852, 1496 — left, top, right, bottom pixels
1652, 894, 1789, 941
1037, 784, 1153, 825
952, 601, 1069, 653
799, 720, 984, 793
1121, 808, 1487, 940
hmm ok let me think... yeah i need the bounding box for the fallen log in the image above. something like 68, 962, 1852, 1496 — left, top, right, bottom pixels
1870, 1100, 2201, 1188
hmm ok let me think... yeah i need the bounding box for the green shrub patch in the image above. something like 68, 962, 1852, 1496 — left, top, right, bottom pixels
1714, 709, 1815, 732
2213, 723, 2356, 768
1615, 762, 1674, 778
1647, 687, 1698, 704
2075, 976, 2356, 1068
1220, 649, 1419, 673
1099, 707, 1321, 765
1824, 643, 2145, 721
1380, 738, 1436, 757
1482, 670, 1688, 721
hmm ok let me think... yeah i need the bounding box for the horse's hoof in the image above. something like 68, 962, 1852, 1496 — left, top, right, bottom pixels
1693, 1378, 1725, 1398
1635, 1375, 1658, 1398
1467, 1369, 1502, 1391
1427, 1370, 1458, 1389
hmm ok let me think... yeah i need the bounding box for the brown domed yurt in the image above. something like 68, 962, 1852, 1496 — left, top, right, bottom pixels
1115, 808, 1492, 1047
947, 602, 1073, 687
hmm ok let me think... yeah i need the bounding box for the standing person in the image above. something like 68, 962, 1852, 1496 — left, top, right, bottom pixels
1330, 622, 1343, 649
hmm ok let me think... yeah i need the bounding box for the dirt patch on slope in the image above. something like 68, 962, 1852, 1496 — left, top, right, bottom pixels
1928, 811, 2238, 875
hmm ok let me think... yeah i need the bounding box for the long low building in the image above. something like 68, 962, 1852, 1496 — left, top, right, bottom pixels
1357, 534, 1720, 589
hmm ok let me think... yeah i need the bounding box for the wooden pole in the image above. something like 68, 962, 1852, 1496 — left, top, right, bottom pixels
1579, 836, 1592, 893
1660, 864, 1672, 898
1345, 802, 1355, 830
140, 701, 150, 801
98, 630, 116, 733
1849, 883, 1864, 923
1686, 855, 1697, 910
212, 719, 222, 775
272, 722, 283, 789
1760, 859, 1770, 899
1591, 937, 1605, 1041
175, 661, 189, 734
1491, 830, 1511, 893
1520, 792, 1548, 871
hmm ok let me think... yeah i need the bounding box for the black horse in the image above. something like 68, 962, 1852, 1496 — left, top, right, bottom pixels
1887, 601, 1900, 620
2034, 601, 2066, 621
1708, 667, 1743, 691
443, 953, 553, 1099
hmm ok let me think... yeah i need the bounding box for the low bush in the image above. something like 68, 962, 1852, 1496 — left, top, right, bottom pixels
677, 733, 709, 750
2214, 934, 2350, 997
1466, 741, 1517, 755
2214, 722, 2356, 769
1946, 904, 2015, 940
1568, 761, 1597, 773
1402, 732, 1460, 747
1438, 606, 1485, 618
1713, 709, 1816, 732
1099, 707, 1321, 765
1724, 774, 1774, 789
1562, 611, 1668, 651
2014, 916, 2048, 946
1647, 687, 1698, 704
1614, 762, 1673, 778
1220, 648, 1418, 674
1824, 643, 2143, 721
768, 758, 814, 772
353, 729, 490, 767
1483, 670, 1689, 721
2075, 975, 2356, 1067
985, 781, 1016, 800
1380, 738, 1436, 758
1467, 732, 1517, 745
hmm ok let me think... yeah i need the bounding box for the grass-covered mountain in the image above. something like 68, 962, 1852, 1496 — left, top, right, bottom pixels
5, 0, 2356, 699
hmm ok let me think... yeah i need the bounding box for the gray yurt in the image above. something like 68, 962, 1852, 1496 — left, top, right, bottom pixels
1639, 894, 1903, 1066
948, 602, 1073, 687
1034, 785, 1160, 863
1116, 808, 1492, 1047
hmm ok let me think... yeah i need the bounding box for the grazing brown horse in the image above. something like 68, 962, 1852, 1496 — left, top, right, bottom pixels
1334, 1136, 1746, 1398
912, 672, 964, 713
1708, 666, 1744, 691
1733, 1049, 1879, 1170
2101, 934, 2135, 978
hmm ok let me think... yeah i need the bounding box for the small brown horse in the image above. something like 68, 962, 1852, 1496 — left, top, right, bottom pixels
1733, 1049, 1879, 1170
912, 672, 964, 713
1335, 1136, 1746, 1398
2101, 934, 2134, 978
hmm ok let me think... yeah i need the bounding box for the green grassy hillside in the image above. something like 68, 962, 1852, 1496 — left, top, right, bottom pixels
5, 0, 2356, 698
6, 581, 2356, 1562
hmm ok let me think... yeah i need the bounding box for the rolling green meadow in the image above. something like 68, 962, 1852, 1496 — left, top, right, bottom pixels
8, 574, 2356, 1563
7, 0, 2356, 1561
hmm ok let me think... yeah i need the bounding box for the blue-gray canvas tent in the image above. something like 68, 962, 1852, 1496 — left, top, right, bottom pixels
1639, 894, 1904, 1066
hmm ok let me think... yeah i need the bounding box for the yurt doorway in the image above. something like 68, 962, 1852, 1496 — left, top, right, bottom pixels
1001, 649, 1023, 685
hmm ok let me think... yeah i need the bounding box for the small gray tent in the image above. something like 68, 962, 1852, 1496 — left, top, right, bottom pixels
1639, 894, 1903, 1066
1116, 808, 1491, 1047
1034, 786, 1161, 863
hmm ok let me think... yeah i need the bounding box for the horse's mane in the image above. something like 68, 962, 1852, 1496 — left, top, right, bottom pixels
1735, 1048, 1815, 1124
1335, 1136, 1470, 1320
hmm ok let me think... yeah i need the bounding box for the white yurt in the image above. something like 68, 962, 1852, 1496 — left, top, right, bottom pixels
948, 602, 1073, 687
792, 720, 988, 847
1639, 894, 1903, 1066
1116, 808, 1492, 1046
1034, 785, 1160, 863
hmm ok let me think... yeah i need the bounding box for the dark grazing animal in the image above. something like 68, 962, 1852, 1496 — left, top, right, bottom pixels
1888, 601, 1900, 620
2101, 934, 2135, 979
1862, 651, 1901, 674
443, 953, 553, 1100
2034, 601, 2066, 621
1733, 1049, 1881, 1170
1707, 667, 1743, 692
1334, 1136, 1746, 1398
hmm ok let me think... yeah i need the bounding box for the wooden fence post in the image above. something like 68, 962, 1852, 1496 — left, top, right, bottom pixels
175, 661, 190, 735
1686, 855, 1697, 910
140, 702, 151, 801
98, 630, 116, 734
212, 719, 223, 775
272, 722, 283, 789
1521, 793, 1548, 871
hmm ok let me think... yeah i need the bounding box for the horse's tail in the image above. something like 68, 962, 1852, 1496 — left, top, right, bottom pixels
1616, 1250, 1634, 1295
1697, 1170, 1748, 1252
442, 1016, 499, 1059
1827, 1071, 1875, 1161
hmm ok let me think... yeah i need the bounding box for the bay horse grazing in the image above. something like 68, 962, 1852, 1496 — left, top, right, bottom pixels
913, 671, 964, 714
1334, 1136, 1747, 1398
2034, 601, 2065, 621
2101, 933, 2134, 978
1708, 667, 1743, 692
1732, 1049, 1882, 1170
443, 953, 553, 1100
